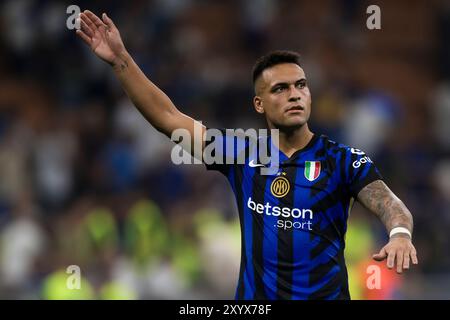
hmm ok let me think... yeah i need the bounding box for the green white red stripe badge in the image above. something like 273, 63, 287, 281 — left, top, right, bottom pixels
305, 161, 321, 181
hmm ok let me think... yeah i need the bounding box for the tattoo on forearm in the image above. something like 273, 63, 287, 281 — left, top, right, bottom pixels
119, 60, 128, 71
357, 180, 413, 233
111, 56, 129, 72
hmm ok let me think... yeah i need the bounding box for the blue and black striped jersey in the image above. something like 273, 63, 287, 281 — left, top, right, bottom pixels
205, 131, 382, 300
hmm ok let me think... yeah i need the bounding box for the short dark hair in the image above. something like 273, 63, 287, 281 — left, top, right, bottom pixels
252, 50, 302, 84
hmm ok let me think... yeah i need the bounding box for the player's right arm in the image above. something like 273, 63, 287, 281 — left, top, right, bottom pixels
76, 10, 205, 160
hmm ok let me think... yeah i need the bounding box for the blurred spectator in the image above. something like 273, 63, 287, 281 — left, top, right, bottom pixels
32, 110, 78, 211
342, 91, 401, 156
0, 116, 31, 213
430, 82, 450, 152
0, 190, 47, 298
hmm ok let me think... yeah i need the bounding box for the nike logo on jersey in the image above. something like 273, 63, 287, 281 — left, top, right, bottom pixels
249, 160, 266, 167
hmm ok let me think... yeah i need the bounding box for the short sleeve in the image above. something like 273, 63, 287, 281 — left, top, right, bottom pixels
344, 147, 383, 198
203, 128, 250, 175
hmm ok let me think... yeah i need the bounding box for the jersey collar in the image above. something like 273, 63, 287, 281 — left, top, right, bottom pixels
269, 133, 320, 164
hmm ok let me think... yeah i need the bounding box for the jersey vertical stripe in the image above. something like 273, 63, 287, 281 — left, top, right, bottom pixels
262, 177, 278, 299
251, 143, 269, 298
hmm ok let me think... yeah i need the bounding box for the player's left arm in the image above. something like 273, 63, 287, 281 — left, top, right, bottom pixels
356, 179, 419, 273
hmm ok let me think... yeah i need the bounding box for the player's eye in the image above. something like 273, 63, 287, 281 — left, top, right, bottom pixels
296, 81, 306, 89
273, 86, 286, 93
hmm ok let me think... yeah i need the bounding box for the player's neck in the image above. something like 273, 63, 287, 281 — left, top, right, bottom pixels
277, 124, 314, 158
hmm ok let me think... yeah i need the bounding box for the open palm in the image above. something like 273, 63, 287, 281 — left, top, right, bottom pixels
76, 10, 126, 65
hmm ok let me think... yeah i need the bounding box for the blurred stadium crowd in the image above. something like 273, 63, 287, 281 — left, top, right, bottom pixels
0, 0, 449, 299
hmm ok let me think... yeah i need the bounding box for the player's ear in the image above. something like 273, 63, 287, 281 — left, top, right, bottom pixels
253, 96, 264, 114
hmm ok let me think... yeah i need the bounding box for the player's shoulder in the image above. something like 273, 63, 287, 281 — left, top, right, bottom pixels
319, 135, 368, 158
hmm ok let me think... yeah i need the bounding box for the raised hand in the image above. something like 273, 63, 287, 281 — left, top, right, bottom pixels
76, 10, 127, 67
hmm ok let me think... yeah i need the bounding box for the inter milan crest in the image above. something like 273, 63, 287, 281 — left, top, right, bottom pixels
304, 161, 321, 181
270, 173, 290, 198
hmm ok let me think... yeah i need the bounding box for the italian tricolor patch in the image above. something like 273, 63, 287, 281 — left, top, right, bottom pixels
304, 161, 321, 181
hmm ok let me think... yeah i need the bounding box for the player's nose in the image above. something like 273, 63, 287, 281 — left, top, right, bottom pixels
288, 92, 301, 102
288, 85, 301, 101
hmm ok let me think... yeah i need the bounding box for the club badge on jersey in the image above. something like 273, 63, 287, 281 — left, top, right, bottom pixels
270, 172, 290, 198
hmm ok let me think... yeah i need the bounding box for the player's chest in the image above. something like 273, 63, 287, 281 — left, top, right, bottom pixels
241, 159, 336, 199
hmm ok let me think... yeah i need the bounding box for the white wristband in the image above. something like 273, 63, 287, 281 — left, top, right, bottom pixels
389, 227, 411, 239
